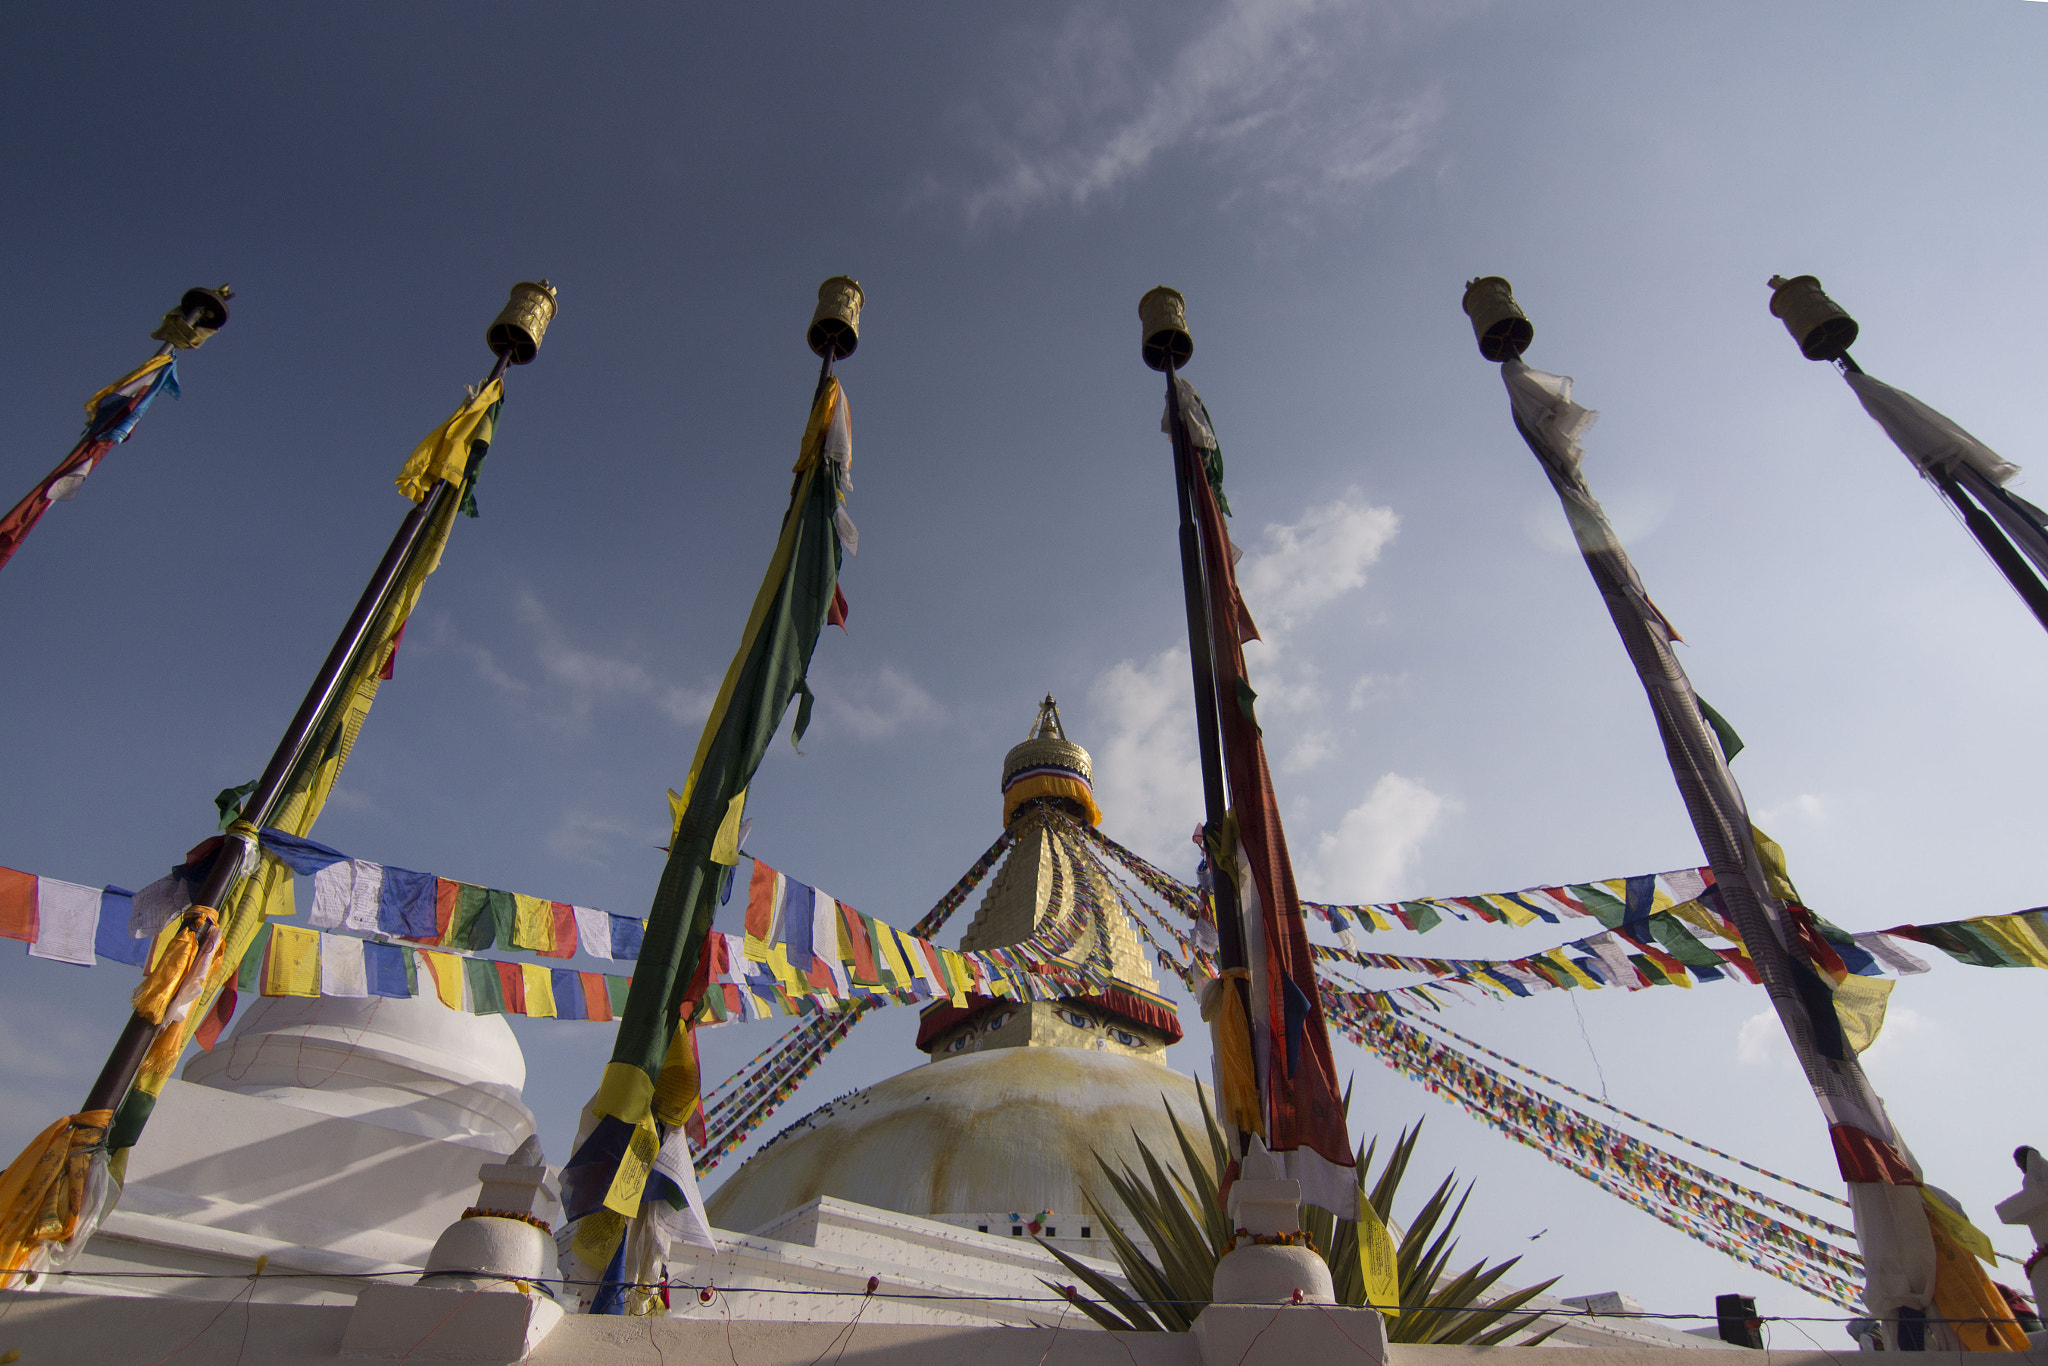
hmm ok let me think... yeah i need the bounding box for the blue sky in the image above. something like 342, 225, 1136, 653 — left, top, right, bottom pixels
3, 0, 2046, 1337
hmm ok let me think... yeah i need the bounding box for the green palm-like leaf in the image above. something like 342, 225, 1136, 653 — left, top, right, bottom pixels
1061, 1086, 1557, 1343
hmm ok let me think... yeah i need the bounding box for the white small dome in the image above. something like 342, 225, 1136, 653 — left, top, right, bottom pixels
183, 990, 535, 1152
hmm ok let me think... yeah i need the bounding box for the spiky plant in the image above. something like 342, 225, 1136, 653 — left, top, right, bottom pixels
1039, 1085, 1557, 1343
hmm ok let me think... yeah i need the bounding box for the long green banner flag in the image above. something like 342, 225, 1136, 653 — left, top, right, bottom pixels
560, 377, 849, 1279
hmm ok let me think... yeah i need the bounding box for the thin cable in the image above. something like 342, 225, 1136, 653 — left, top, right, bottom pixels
1566, 991, 1610, 1102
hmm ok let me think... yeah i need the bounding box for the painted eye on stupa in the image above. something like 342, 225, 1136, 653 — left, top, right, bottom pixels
1111, 1029, 1141, 1047
1056, 1008, 1094, 1030
947, 1034, 970, 1053
987, 1011, 1015, 1031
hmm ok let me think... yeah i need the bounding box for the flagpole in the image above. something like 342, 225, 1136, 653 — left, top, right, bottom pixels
1768, 274, 2048, 635
77, 300, 538, 1123
1470, 276, 2024, 1350
0, 285, 235, 576
1140, 287, 1253, 1139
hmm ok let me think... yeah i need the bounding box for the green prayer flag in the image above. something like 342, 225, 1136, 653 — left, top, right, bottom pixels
467, 958, 506, 1014
1697, 696, 1745, 764
237, 923, 272, 991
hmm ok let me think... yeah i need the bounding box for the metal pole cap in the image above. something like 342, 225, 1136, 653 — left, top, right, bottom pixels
487, 280, 560, 364
1461, 277, 1533, 361
1139, 287, 1192, 371
178, 284, 234, 331
1768, 275, 1858, 362
808, 276, 864, 359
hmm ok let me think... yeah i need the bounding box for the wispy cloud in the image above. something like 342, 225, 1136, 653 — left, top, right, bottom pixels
547, 807, 660, 866
951, 0, 1443, 224
1092, 645, 1206, 864
428, 589, 715, 733
818, 665, 942, 741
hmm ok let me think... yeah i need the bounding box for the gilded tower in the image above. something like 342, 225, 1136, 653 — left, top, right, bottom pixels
703, 698, 1201, 1246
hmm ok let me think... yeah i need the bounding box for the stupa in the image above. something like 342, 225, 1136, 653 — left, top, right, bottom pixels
704, 698, 1206, 1251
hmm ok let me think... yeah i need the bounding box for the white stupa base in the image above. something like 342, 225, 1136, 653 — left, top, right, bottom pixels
1190, 1302, 1386, 1365
341, 1284, 562, 1361
1211, 1243, 1335, 1305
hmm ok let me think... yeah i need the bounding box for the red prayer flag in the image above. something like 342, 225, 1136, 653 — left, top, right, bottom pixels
194, 985, 237, 1051
378, 621, 408, 680
543, 901, 577, 960
839, 902, 880, 985
0, 868, 36, 943
580, 972, 613, 1023
496, 961, 526, 1014
434, 879, 460, 945
746, 861, 781, 944
827, 583, 849, 632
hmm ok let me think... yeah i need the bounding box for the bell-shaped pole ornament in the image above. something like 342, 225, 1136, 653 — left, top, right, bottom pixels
486, 280, 560, 365
808, 276, 864, 359
1768, 274, 1858, 362
1461, 276, 1534, 362
1139, 287, 1193, 372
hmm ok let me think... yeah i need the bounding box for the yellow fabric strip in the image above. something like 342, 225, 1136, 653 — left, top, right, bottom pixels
522, 963, 556, 1018
265, 924, 320, 997
418, 950, 463, 1009
1541, 948, 1601, 989
652, 1024, 701, 1129
710, 789, 748, 866
940, 949, 971, 1008
1365, 909, 1393, 933
1832, 974, 1894, 1053
602, 1114, 661, 1218
1484, 894, 1536, 927
395, 379, 503, 503
592, 1062, 656, 1127
1667, 899, 1732, 945
509, 894, 552, 952
875, 921, 914, 989
1975, 914, 2048, 969
82, 356, 171, 418
766, 943, 806, 994
1356, 1189, 1401, 1318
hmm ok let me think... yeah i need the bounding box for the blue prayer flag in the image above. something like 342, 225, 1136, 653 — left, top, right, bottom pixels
607, 915, 643, 961
365, 942, 413, 999
553, 968, 586, 1020
378, 867, 439, 939
259, 829, 349, 876
94, 886, 147, 965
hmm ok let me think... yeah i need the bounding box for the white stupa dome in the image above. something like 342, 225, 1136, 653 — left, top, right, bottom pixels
183, 989, 535, 1152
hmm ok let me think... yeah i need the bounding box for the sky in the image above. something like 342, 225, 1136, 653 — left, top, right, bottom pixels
2, 0, 2046, 1340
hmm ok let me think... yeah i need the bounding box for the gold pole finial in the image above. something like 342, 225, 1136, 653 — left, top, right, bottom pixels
809, 276, 864, 359
1768, 274, 1858, 361
487, 280, 559, 364
1461, 277, 1533, 361
1139, 287, 1192, 371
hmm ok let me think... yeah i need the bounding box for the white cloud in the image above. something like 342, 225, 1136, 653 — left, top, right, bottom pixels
547, 808, 660, 866
819, 665, 941, 741
1282, 729, 1334, 774
1736, 1009, 1793, 1070
431, 590, 716, 733
1758, 792, 1828, 825
1238, 492, 1399, 633
1300, 772, 1454, 902
953, 0, 1442, 224
1347, 672, 1407, 711
1091, 646, 1205, 866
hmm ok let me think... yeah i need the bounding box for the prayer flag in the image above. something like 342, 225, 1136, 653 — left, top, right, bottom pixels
574, 906, 612, 960
544, 902, 577, 960
418, 949, 464, 1009
264, 924, 320, 997
497, 961, 526, 1014
554, 969, 587, 1020
27, 878, 100, 966
784, 881, 816, 969
523, 963, 557, 1018
608, 915, 643, 961
466, 958, 506, 1014
321, 935, 369, 998
580, 972, 614, 1022
365, 942, 413, 999
745, 862, 786, 961
433, 879, 461, 944
95, 886, 146, 966
0, 868, 37, 942
447, 884, 497, 950
378, 868, 438, 939
511, 894, 553, 952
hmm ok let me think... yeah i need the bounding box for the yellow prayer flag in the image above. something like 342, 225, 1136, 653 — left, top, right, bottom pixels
1749, 825, 1801, 904
1357, 1188, 1401, 1317
1365, 908, 1393, 932
395, 379, 503, 503
875, 922, 914, 990
710, 789, 747, 866
1975, 914, 2048, 970
1542, 948, 1602, 989
511, 894, 553, 952
522, 964, 557, 1018
1484, 894, 1536, 927
417, 950, 463, 1009
940, 949, 970, 1008
264, 924, 320, 997
1832, 974, 1894, 1054
1667, 899, 1734, 945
